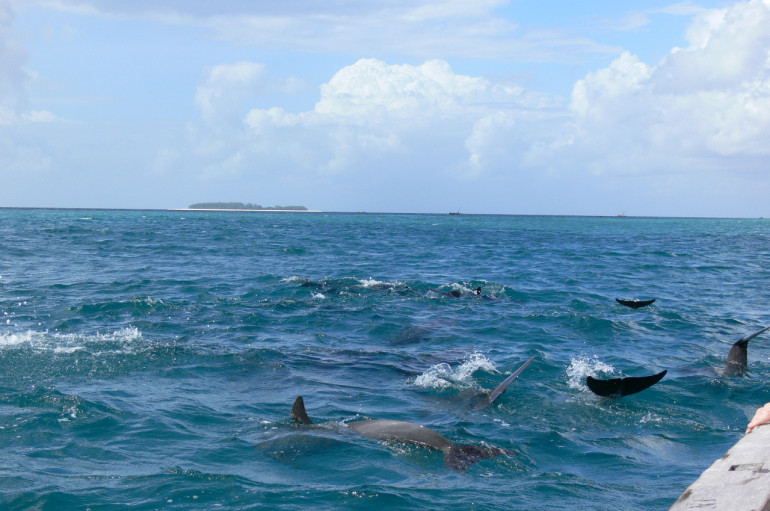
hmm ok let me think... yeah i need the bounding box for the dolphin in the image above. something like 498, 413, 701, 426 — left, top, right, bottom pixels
473, 355, 536, 409
615, 298, 656, 309
586, 370, 667, 397
724, 325, 770, 377
290, 396, 513, 472
429, 287, 482, 298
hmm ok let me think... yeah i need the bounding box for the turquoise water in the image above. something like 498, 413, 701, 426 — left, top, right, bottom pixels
1, 209, 769, 510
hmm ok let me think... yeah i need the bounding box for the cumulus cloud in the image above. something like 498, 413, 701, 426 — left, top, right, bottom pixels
537, 0, 770, 177
657, 2, 770, 92
18, 0, 767, 214
190, 1, 770, 214
236, 58, 554, 180
315, 59, 494, 118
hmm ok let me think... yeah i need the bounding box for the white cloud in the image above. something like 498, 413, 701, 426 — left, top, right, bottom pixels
245, 107, 304, 132
656, 1, 770, 91
231, 0, 770, 211
0, 106, 57, 125
195, 61, 267, 120
654, 2, 711, 16
9, 0, 770, 215
312, 57, 554, 123
194, 1, 770, 201
235, 58, 555, 182
315, 59, 493, 118
203, 8, 609, 62
29, 0, 614, 62
185, 58, 550, 195
23, 109, 57, 122
537, 0, 770, 179
195, 61, 309, 125
463, 111, 517, 178
399, 0, 508, 22
198, 150, 244, 181
608, 12, 651, 32
570, 51, 652, 118
0, 0, 29, 115
0, 0, 62, 129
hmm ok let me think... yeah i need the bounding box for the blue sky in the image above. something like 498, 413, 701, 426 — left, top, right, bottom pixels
2, 0, 769, 216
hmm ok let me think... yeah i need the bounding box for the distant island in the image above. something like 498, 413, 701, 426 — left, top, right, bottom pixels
188, 202, 308, 211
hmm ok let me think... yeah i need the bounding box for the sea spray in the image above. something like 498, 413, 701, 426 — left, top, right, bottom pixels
412, 352, 497, 390
566, 355, 616, 391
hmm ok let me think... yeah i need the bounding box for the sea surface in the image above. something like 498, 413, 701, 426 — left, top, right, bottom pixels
1, 209, 769, 510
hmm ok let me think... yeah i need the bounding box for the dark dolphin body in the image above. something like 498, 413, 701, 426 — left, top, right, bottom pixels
586, 370, 667, 397
724, 325, 770, 377
429, 287, 482, 298
615, 298, 656, 309
291, 396, 512, 472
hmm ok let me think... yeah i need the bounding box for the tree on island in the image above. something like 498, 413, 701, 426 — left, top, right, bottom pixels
189, 202, 307, 211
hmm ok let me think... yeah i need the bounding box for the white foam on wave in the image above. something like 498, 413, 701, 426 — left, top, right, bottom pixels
412, 352, 497, 390
312, 293, 326, 300
566, 355, 615, 390
358, 277, 387, 288
58, 404, 79, 422
0, 326, 144, 354
0, 331, 33, 347
54, 345, 85, 354
639, 412, 663, 424
135, 296, 161, 306
358, 277, 406, 290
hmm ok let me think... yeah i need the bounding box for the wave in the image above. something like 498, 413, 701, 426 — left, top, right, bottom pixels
72, 296, 181, 317
411, 352, 497, 390
285, 275, 516, 301
0, 327, 144, 354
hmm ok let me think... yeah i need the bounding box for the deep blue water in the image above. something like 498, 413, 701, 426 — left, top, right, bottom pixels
1, 209, 769, 510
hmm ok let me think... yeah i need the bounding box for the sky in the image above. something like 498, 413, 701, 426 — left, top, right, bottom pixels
1, 0, 769, 217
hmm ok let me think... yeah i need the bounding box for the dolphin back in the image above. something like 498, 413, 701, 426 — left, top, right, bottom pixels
291, 396, 314, 424
586, 370, 667, 397
444, 443, 512, 473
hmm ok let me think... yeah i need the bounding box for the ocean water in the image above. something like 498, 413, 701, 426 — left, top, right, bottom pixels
1, 209, 769, 510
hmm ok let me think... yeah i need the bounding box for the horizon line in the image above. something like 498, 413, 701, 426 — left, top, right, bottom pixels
0, 206, 765, 221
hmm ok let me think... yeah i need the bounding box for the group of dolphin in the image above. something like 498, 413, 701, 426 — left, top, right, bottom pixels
589, 298, 770, 397
285, 297, 768, 472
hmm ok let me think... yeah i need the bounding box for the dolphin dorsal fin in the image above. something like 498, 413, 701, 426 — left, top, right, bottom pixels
725, 325, 770, 376
480, 355, 536, 408
291, 396, 313, 424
